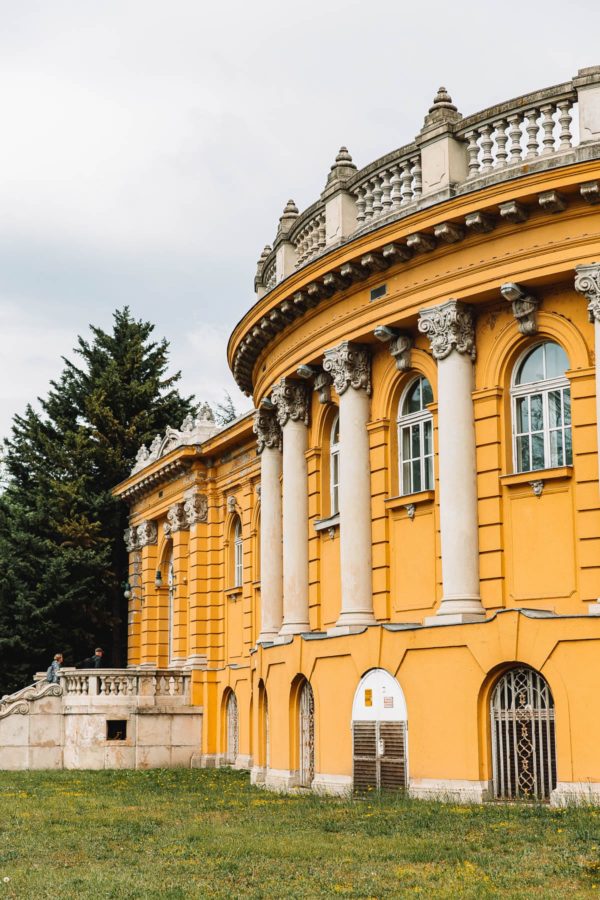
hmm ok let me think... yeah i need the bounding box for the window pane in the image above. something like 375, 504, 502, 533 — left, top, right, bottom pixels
563, 389, 571, 425
411, 424, 421, 458
548, 390, 562, 428
421, 378, 433, 406
403, 380, 422, 414
424, 420, 432, 454
516, 345, 544, 385
332, 417, 339, 444
544, 342, 569, 379
516, 435, 530, 472
412, 459, 421, 493
516, 397, 529, 434
402, 461, 411, 494
531, 433, 545, 470
402, 427, 410, 460
565, 427, 572, 465
530, 394, 544, 432
550, 430, 563, 467
425, 455, 433, 490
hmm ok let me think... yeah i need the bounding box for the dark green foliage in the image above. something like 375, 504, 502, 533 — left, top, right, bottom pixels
212, 391, 238, 426
0, 308, 194, 693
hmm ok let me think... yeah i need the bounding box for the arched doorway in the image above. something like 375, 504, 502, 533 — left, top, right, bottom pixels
352, 669, 408, 792
490, 666, 556, 800
225, 691, 239, 765
298, 681, 314, 788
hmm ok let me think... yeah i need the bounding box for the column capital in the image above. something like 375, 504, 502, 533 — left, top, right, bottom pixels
574, 263, 600, 322
253, 407, 283, 453
136, 520, 158, 547
323, 341, 371, 395
124, 526, 140, 552
167, 502, 188, 533
418, 299, 476, 361
184, 492, 208, 525
271, 378, 310, 427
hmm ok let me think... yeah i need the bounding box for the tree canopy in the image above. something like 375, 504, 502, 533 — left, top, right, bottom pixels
0, 308, 194, 693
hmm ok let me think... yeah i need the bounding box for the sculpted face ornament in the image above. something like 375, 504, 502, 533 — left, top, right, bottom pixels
322, 341, 371, 395
418, 299, 476, 361
500, 282, 539, 335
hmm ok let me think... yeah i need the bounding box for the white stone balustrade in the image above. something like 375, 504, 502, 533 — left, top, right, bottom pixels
291, 207, 326, 268
353, 152, 422, 228
58, 668, 191, 704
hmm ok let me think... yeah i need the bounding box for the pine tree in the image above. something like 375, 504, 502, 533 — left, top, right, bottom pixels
213, 391, 238, 426
0, 308, 194, 693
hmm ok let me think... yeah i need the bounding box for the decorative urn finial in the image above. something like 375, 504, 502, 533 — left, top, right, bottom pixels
422, 86, 462, 129
278, 199, 299, 235
325, 145, 357, 187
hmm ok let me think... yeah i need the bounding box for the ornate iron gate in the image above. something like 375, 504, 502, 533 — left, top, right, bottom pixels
226, 691, 239, 765
299, 681, 315, 787
491, 667, 556, 800
353, 721, 407, 792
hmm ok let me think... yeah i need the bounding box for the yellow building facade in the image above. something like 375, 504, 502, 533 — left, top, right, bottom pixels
115, 68, 600, 803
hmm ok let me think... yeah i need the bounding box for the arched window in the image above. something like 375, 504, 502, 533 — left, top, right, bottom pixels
330, 414, 340, 516
512, 341, 572, 473
398, 376, 434, 495
490, 666, 556, 800
226, 691, 239, 765
298, 680, 315, 788
233, 517, 243, 587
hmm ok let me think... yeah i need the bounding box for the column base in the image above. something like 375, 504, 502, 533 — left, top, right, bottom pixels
424, 597, 486, 626
278, 622, 310, 636
334, 611, 376, 629
257, 630, 279, 644
327, 624, 369, 636
184, 654, 207, 669
424, 613, 487, 626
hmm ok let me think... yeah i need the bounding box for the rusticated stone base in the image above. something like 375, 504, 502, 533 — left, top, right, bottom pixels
409, 779, 492, 803
551, 782, 600, 806
312, 773, 352, 796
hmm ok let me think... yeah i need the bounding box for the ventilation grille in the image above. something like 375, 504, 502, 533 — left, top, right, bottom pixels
353, 720, 407, 792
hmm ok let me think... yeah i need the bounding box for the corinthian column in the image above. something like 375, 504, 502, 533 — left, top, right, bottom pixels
575, 263, 600, 464
271, 379, 310, 635
253, 408, 283, 642
323, 341, 375, 629
418, 300, 485, 623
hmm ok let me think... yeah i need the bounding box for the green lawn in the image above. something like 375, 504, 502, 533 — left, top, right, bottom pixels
1, 769, 599, 898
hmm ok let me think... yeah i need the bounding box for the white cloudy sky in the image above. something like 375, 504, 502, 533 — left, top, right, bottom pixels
0, 0, 599, 439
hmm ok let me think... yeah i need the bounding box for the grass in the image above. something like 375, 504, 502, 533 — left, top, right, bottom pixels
0, 769, 599, 898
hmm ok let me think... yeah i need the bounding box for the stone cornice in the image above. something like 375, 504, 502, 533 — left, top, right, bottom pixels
229, 160, 600, 397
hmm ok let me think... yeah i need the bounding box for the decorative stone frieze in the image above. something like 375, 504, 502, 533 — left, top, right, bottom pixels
390, 334, 413, 372
136, 521, 158, 547
167, 502, 188, 533
500, 282, 539, 335
253, 408, 283, 454
131, 405, 217, 476
323, 342, 371, 396
184, 492, 208, 525
418, 300, 476, 361
124, 526, 140, 553
271, 378, 310, 426
574, 263, 600, 322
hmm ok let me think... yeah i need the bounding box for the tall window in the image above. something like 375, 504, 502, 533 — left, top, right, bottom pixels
330, 414, 340, 516
398, 376, 434, 495
233, 517, 243, 587
512, 341, 572, 473
167, 553, 175, 664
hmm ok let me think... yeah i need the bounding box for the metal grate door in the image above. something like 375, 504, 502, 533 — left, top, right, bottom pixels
226, 692, 239, 764
299, 681, 315, 787
491, 667, 556, 800
353, 721, 407, 792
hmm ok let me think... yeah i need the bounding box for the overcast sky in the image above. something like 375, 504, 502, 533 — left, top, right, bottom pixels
0, 0, 599, 440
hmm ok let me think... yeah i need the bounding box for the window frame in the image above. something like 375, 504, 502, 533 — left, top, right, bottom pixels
233, 517, 243, 588
510, 341, 572, 474
397, 377, 434, 497
330, 413, 340, 516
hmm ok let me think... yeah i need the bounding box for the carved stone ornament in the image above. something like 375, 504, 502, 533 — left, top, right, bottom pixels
130, 405, 218, 475
529, 480, 544, 498
418, 300, 476, 361
271, 378, 310, 426
124, 526, 140, 553
226, 495, 238, 514
574, 263, 600, 323
390, 333, 413, 372
163, 521, 172, 540
253, 407, 283, 454
500, 282, 539, 335
136, 521, 158, 547
184, 492, 208, 525
322, 341, 371, 395
313, 369, 333, 404
167, 502, 188, 533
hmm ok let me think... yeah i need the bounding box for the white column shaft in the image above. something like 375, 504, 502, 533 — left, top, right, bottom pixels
280, 419, 310, 633
258, 447, 282, 641
435, 349, 483, 619
336, 387, 375, 627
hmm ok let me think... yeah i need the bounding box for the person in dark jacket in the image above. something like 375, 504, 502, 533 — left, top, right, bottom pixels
77, 648, 105, 669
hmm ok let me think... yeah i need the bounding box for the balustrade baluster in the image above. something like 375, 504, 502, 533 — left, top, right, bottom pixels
507, 114, 523, 162
480, 124, 494, 172
400, 161, 413, 204
355, 187, 366, 224
372, 177, 383, 218
317, 215, 326, 250
525, 109, 540, 159
494, 119, 508, 167
412, 156, 422, 199
557, 101, 573, 149
390, 165, 402, 209
540, 104, 556, 155
380, 170, 392, 212
465, 131, 480, 178
363, 181, 374, 220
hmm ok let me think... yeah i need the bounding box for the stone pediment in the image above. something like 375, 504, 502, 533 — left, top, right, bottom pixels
131, 403, 218, 475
